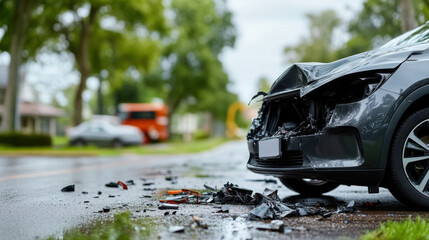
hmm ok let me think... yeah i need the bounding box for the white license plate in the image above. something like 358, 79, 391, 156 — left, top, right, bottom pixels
258, 138, 281, 159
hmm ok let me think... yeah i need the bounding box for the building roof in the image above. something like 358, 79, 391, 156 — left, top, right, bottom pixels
0, 102, 65, 117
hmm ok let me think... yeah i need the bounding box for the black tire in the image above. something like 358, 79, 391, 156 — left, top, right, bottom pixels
387, 107, 429, 208
111, 139, 123, 148
73, 138, 86, 147
279, 178, 339, 195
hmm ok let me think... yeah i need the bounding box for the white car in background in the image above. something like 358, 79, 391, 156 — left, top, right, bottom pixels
69, 120, 143, 147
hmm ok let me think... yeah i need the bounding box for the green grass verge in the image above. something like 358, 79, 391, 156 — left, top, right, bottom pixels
46, 212, 162, 240
361, 217, 429, 240
0, 138, 228, 156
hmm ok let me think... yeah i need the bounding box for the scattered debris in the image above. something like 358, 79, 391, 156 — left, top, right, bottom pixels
105, 182, 119, 188
118, 181, 128, 190
169, 226, 185, 233
159, 203, 179, 210
61, 185, 75, 192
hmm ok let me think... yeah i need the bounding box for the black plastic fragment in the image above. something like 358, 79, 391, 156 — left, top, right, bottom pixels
105, 182, 119, 188
61, 185, 75, 192
159, 203, 179, 210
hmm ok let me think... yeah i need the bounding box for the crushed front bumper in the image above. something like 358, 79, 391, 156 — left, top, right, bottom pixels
247, 127, 384, 185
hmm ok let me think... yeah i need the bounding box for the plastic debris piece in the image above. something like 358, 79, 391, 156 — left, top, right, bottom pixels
61, 185, 75, 192
164, 211, 170, 216
105, 182, 119, 188
84, 201, 89, 203
98, 191, 102, 195
204, 184, 216, 191
160, 196, 188, 204
93, 196, 99, 198
108, 195, 115, 198
103, 208, 110, 213
169, 226, 185, 233
159, 203, 179, 210
337, 201, 355, 213
126, 180, 135, 185
117, 181, 128, 190
82, 191, 88, 194
143, 182, 155, 186
143, 188, 157, 191
217, 206, 229, 213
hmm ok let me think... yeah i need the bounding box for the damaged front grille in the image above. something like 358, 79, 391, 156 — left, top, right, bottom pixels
255, 151, 303, 167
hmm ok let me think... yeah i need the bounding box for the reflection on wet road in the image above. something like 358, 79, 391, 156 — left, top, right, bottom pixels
0, 141, 420, 240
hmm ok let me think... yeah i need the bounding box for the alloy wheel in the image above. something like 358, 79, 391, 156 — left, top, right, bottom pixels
402, 119, 429, 197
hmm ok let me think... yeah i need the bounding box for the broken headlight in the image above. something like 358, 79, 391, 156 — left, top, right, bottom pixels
315, 72, 392, 104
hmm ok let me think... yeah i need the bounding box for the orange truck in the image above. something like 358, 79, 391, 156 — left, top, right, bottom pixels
118, 103, 169, 143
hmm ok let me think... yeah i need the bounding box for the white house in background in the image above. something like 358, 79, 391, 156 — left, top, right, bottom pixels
0, 65, 65, 136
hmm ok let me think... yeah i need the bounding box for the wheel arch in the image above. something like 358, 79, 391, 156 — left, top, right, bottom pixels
381, 85, 429, 169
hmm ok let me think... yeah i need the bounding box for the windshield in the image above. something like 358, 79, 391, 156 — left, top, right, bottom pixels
381, 22, 429, 48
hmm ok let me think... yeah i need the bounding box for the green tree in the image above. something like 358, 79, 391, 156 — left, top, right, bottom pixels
150, 0, 237, 122
0, 0, 44, 132
337, 0, 429, 58
44, 0, 166, 125
257, 76, 271, 93
284, 10, 341, 63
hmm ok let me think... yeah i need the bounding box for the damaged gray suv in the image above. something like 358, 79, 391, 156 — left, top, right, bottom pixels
247, 22, 429, 208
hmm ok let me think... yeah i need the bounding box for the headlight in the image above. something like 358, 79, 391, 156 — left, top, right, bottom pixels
313, 72, 392, 104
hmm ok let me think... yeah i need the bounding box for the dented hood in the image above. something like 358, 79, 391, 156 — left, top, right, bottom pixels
268, 42, 429, 99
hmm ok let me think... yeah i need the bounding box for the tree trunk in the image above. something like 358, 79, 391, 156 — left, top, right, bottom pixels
2, 0, 32, 132
97, 77, 103, 115
72, 5, 98, 126
399, 0, 417, 33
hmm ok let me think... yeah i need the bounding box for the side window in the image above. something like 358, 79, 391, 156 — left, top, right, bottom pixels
130, 111, 156, 120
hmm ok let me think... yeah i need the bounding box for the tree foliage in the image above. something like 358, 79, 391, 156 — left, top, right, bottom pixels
284, 10, 341, 63
145, 0, 237, 121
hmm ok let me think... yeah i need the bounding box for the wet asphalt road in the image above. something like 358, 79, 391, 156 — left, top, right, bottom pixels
0, 141, 426, 240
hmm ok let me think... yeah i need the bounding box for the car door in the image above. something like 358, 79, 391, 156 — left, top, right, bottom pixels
83, 125, 113, 145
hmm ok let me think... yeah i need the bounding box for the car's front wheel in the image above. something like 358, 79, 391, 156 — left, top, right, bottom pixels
279, 178, 339, 195
388, 107, 429, 208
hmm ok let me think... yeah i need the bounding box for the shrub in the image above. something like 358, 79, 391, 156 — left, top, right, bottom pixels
0, 132, 52, 147
193, 130, 211, 140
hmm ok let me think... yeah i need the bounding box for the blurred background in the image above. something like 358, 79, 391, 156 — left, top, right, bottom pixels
0, 0, 427, 151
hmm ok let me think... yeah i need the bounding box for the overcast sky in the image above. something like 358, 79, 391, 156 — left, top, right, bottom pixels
222, 0, 364, 101
0, 0, 365, 105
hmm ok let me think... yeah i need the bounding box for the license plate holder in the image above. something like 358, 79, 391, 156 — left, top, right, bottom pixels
258, 138, 282, 159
